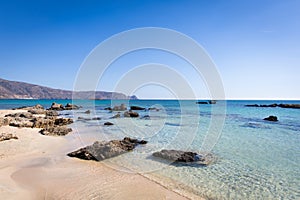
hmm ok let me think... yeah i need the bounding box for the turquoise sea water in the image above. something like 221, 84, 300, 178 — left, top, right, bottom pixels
0, 99, 299, 199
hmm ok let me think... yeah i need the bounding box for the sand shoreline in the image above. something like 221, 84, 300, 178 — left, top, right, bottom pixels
0, 109, 203, 200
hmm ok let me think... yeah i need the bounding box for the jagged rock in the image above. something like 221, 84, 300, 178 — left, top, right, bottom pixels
45, 110, 59, 116
84, 110, 91, 114
5, 112, 33, 119
40, 126, 72, 136
124, 111, 139, 118
112, 104, 127, 111
32, 117, 55, 128
130, 106, 145, 110
28, 109, 46, 115
0, 133, 18, 142
9, 117, 34, 128
49, 102, 64, 110
67, 137, 147, 161
152, 149, 216, 165
64, 103, 80, 110
111, 113, 121, 119
54, 118, 73, 126
104, 122, 114, 126
263, 116, 278, 122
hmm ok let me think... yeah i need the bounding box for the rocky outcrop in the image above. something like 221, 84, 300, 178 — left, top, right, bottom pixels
152, 149, 216, 165
40, 126, 72, 136
124, 111, 139, 118
263, 116, 278, 122
196, 100, 217, 105
67, 137, 148, 161
245, 103, 300, 109
64, 103, 81, 110
0, 133, 18, 142
2, 104, 73, 136
48, 102, 81, 111
130, 106, 145, 110
49, 102, 64, 110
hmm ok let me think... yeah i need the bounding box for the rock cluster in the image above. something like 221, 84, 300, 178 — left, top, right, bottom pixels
0, 103, 74, 136
48, 102, 81, 111
67, 137, 148, 161
152, 149, 216, 165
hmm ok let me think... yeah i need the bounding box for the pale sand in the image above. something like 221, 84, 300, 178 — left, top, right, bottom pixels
0, 110, 202, 200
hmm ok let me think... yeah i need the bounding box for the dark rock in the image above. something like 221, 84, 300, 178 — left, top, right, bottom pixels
278, 104, 300, 109
245, 104, 259, 107
92, 117, 101, 120
64, 103, 80, 110
84, 110, 91, 114
54, 118, 73, 126
112, 104, 127, 111
49, 102, 64, 110
40, 126, 72, 136
148, 107, 160, 111
263, 115, 278, 122
78, 117, 101, 121
196, 101, 208, 104
130, 106, 145, 110
152, 149, 215, 165
104, 122, 114, 126
0, 133, 18, 142
67, 137, 147, 161
104, 107, 112, 111
124, 111, 139, 118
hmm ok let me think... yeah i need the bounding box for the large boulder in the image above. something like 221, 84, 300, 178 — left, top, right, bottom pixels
67, 137, 147, 161
152, 149, 215, 165
40, 126, 72, 136
263, 115, 278, 122
0, 133, 18, 142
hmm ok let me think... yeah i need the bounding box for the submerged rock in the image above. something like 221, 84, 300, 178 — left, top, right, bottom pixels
67, 137, 147, 161
0, 133, 18, 142
111, 113, 121, 119
104, 122, 114, 126
263, 115, 278, 122
152, 149, 215, 165
84, 110, 91, 114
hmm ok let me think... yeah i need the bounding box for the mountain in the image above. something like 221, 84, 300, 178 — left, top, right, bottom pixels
0, 78, 137, 100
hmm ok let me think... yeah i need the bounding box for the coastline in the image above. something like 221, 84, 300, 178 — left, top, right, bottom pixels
0, 109, 198, 200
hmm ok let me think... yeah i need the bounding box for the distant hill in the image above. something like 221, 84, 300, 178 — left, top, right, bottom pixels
0, 78, 137, 100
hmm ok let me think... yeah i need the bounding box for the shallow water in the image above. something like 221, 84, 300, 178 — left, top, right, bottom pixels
1, 99, 299, 199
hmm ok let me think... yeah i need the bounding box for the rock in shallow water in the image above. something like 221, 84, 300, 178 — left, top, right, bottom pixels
263, 115, 278, 122
152, 149, 216, 165
67, 137, 147, 161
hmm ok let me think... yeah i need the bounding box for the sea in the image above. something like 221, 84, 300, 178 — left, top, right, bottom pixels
0, 99, 299, 200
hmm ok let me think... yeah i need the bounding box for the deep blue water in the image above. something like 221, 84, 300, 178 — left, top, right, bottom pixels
0, 99, 299, 199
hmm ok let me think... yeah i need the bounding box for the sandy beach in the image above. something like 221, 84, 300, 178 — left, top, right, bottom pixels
0, 109, 197, 200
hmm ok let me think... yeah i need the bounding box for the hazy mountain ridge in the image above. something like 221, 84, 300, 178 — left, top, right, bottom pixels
0, 78, 137, 99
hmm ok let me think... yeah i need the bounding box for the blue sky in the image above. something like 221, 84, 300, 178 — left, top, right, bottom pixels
0, 0, 299, 99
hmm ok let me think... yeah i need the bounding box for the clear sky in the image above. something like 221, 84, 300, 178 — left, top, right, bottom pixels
0, 0, 299, 99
